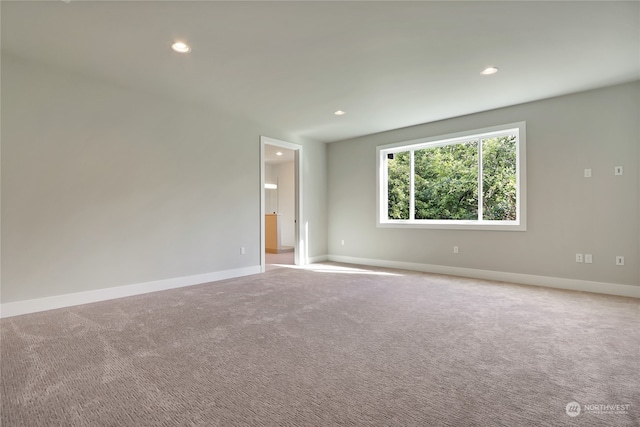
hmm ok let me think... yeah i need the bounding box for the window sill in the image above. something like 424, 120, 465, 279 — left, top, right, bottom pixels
377, 220, 526, 231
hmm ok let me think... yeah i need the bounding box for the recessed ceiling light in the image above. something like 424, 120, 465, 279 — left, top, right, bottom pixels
334, 110, 346, 116
481, 67, 499, 75
276, 152, 283, 156
171, 42, 191, 53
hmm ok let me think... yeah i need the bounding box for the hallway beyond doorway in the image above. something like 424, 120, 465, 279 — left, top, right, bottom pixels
266, 251, 294, 271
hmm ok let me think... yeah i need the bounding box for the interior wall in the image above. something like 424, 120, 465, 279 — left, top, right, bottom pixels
264, 163, 277, 214
270, 161, 295, 247
299, 139, 328, 263
1, 53, 327, 304
327, 81, 640, 287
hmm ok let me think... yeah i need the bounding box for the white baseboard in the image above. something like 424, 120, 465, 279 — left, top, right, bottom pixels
307, 254, 329, 264
0, 265, 262, 319
4, 257, 635, 319
327, 255, 640, 298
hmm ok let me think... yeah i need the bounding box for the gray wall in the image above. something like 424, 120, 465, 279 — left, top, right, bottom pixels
263, 160, 295, 247
1, 54, 327, 303
270, 161, 296, 247
264, 163, 276, 214
328, 82, 639, 286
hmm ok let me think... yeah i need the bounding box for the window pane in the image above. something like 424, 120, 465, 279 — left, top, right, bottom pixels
387, 151, 411, 219
414, 141, 478, 220
482, 136, 517, 220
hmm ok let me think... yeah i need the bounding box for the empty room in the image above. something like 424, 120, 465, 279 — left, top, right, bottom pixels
1, 1, 638, 426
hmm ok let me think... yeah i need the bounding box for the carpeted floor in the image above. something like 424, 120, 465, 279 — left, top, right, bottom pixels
1, 263, 638, 426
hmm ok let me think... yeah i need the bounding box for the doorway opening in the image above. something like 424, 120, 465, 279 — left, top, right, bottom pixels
260, 136, 303, 272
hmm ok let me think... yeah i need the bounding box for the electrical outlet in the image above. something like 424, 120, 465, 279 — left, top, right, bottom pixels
341, 239, 345, 246
240, 247, 246, 255
585, 254, 593, 264
615, 166, 623, 176
584, 169, 592, 178
453, 246, 459, 254
616, 256, 624, 266
575, 253, 583, 263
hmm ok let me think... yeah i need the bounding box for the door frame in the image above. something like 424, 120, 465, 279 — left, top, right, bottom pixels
260, 136, 304, 272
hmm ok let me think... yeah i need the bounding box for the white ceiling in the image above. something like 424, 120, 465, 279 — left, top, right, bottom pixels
2, 1, 638, 143
264, 144, 295, 165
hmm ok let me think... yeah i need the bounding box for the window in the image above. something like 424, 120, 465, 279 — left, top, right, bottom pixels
378, 122, 526, 230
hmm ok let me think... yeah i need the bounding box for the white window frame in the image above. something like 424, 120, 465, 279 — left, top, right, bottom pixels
377, 122, 526, 231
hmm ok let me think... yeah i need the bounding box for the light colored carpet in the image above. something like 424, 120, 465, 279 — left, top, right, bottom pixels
1, 263, 638, 426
